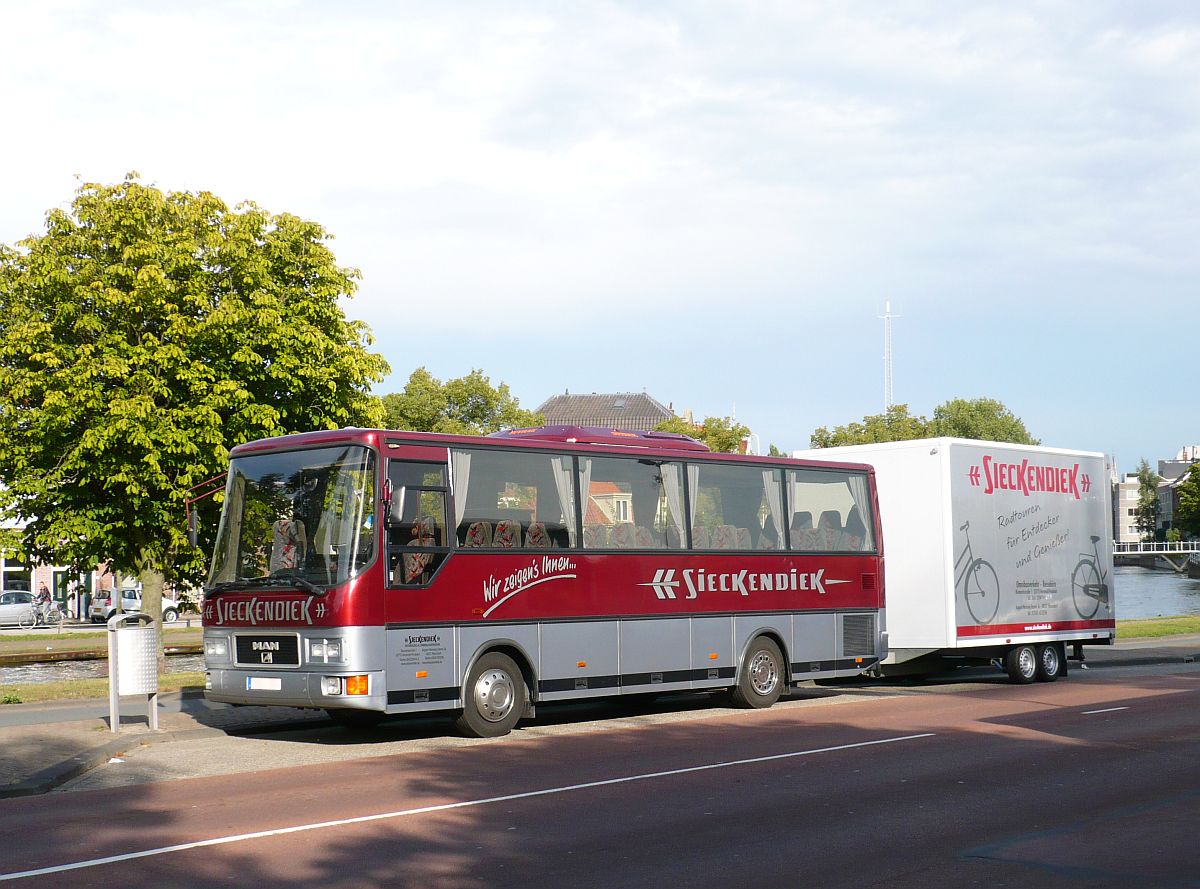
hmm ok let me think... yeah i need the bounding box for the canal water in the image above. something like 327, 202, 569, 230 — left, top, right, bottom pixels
1115, 564, 1200, 619
0, 653, 203, 686
2, 567, 1196, 686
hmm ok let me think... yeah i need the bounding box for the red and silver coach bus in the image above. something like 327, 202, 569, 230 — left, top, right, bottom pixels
202, 425, 885, 736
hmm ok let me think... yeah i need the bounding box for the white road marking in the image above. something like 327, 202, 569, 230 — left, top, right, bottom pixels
1081, 706, 1130, 715
0, 732, 934, 882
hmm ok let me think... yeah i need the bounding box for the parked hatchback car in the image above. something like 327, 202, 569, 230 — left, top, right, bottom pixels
0, 591, 36, 626
89, 589, 182, 623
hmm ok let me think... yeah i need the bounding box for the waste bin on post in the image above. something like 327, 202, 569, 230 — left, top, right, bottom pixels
106, 611, 159, 733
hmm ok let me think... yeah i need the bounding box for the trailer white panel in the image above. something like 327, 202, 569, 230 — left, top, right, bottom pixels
795, 438, 1115, 660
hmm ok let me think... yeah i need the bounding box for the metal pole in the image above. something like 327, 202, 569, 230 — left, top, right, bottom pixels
107, 618, 120, 734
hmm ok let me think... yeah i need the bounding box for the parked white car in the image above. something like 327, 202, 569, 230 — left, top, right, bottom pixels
0, 591, 36, 626
89, 589, 182, 623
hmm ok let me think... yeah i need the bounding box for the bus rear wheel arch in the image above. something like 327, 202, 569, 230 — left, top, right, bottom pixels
455, 651, 529, 738
730, 636, 786, 709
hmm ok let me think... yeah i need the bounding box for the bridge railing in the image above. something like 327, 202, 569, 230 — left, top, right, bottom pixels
1113, 540, 1200, 554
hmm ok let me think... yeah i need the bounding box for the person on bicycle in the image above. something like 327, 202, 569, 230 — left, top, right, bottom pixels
35, 583, 51, 621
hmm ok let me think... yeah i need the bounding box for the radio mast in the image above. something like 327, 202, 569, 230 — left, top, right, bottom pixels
880, 300, 899, 409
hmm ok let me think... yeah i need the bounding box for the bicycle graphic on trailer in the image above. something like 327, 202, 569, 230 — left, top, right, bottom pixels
955, 521, 1000, 625
1071, 535, 1110, 619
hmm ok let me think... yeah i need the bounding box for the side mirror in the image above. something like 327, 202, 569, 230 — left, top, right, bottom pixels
386, 486, 406, 529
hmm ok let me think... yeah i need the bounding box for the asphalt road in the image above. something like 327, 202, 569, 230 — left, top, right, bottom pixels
2, 662, 1198, 888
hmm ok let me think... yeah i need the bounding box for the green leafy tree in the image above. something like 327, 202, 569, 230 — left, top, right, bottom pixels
0, 176, 388, 644
928, 397, 1039, 444
810, 398, 1037, 448
381, 367, 541, 434
810, 404, 930, 448
1175, 463, 1200, 539
656, 415, 750, 453
1133, 458, 1162, 541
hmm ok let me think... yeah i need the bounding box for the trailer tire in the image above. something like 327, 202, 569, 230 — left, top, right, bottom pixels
456, 652, 527, 738
1005, 644, 1038, 684
730, 637, 784, 709
1035, 643, 1064, 682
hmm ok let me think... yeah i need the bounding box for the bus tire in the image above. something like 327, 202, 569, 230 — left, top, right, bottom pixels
1035, 643, 1064, 682
1004, 644, 1038, 684
730, 637, 784, 709
456, 652, 526, 738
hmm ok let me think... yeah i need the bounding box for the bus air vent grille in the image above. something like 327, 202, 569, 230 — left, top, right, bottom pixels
842, 614, 876, 656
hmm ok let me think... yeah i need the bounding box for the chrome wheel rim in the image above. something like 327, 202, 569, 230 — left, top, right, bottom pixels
749, 651, 779, 696
1018, 647, 1037, 679
472, 667, 517, 723
1040, 646, 1059, 675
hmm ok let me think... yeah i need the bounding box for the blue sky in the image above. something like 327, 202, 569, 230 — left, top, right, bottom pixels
1, 1, 1196, 474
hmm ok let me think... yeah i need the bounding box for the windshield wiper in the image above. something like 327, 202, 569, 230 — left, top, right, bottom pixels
204, 574, 327, 597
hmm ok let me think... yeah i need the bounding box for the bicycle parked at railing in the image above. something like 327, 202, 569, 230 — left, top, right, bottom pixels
1071, 535, 1110, 619
19, 601, 63, 629
955, 521, 1000, 624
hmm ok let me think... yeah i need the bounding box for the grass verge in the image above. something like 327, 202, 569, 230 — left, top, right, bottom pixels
1117, 616, 1200, 638
0, 627, 201, 657
0, 671, 205, 705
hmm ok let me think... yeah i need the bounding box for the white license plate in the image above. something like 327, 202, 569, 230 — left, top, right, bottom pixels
246, 676, 282, 691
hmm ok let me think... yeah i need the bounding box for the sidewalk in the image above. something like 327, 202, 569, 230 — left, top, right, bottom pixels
0, 692, 327, 798
2, 634, 1198, 798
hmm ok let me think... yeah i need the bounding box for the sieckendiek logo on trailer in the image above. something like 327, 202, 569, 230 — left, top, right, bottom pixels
967, 455, 1091, 501
639, 566, 850, 599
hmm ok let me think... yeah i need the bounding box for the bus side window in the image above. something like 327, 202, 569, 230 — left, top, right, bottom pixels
388, 461, 450, 587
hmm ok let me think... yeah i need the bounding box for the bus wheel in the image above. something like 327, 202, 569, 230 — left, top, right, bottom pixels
456, 652, 526, 738
730, 637, 784, 709
1004, 644, 1038, 684
1035, 643, 1063, 682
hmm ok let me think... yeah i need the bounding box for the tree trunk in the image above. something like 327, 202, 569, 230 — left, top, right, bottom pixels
139, 564, 167, 673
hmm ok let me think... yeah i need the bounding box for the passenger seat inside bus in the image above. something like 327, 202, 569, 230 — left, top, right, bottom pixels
711, 525, 738, 549
818, 510, 843, 549
463, 521, 493, 548
791, 512, 815, 550
525, 522, 553, 548
583, 524, 610, 548
611, 523, 637, 549
493, 520, 522, 548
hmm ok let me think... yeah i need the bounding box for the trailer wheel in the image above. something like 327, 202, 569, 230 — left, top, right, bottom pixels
730, 637, 784, 709
456, 652, 527, 738
1035, 643, 1064, 682
1004, 644, 1038, 684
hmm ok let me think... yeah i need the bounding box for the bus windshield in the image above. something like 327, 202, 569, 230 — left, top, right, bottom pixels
208, 445, 377, 591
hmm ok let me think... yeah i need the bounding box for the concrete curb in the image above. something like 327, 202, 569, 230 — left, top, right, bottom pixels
0, 726, 232, 799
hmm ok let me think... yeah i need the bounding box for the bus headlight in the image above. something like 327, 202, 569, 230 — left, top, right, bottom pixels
321, 676, 342, 696
309, 638, 346, 663
204, 638, 229, 660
